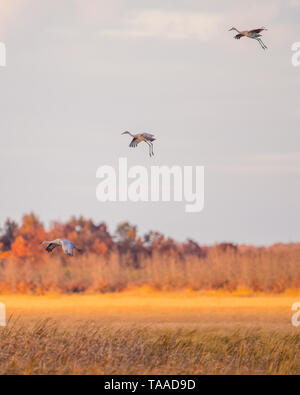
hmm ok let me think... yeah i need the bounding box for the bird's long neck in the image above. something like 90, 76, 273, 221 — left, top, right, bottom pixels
233, 28, 240, 33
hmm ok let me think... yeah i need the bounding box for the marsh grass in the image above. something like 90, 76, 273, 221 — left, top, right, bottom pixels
1, 246, 300, 294
0, 319, 299, 375
0, 293, 299, 375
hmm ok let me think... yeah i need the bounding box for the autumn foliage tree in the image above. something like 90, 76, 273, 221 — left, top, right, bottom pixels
0, 213, 299, 294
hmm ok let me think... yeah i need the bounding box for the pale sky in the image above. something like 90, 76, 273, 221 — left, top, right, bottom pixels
0, 0, 300, 245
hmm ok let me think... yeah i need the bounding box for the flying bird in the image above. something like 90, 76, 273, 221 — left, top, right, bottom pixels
40, 239, 82, 257
122, 131, 156, 157
229, 27, 268, 50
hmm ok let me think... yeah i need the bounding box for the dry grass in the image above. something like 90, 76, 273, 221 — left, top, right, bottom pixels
1, 323, 299, 375
0, 292, 299, 375
1, 245, 300, 294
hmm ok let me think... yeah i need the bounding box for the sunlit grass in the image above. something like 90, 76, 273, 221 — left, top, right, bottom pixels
0, 293, 299, 374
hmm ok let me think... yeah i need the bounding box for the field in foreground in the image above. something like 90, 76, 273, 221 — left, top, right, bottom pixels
0, 291, 299, 375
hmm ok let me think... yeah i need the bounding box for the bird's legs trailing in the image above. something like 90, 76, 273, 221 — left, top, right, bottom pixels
255, 38, 263, 49
145, 141, 153, 157
256, 39, 264, 50
256, 38, 267, 50
259, 38, 267, 50
150, 142, 154, 156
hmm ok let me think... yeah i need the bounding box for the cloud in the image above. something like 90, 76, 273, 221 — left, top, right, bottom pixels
99, 10, 222, 41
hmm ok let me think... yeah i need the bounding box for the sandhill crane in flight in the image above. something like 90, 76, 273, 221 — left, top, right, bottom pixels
40, 239, 82, 256
122, 131, 156, 157
229, 27, 268, 50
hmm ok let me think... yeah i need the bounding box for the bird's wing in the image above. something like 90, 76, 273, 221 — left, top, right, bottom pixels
62, 242, 74, 256
248, 28, 265, 34
46, 243, 58, 253
129, 138, 139, 148
234, 34, 244, 39
142, 133, 155, 138
63, 241, 76, 256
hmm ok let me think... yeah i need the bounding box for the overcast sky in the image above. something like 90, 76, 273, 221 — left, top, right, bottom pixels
0, 0, 299, 245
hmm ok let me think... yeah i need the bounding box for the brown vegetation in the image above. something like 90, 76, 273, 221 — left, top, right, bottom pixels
1, 322, 299, 375
0, 213, 299, 294
0, 293, 299, 375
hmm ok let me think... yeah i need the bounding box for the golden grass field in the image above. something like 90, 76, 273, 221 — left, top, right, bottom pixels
0, 289, 299, 375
